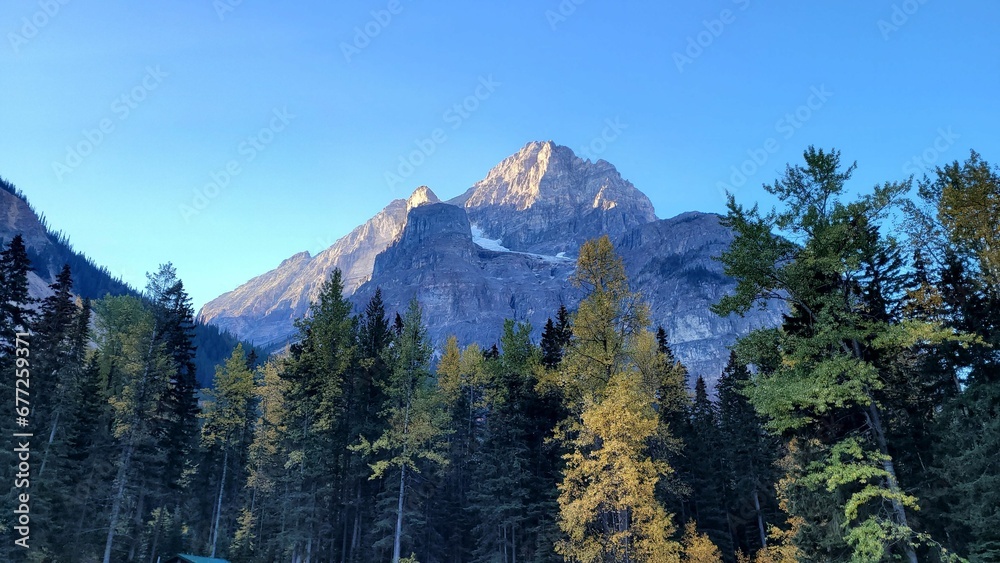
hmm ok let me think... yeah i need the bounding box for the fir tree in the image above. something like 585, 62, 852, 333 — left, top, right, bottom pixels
357, 299, 450, 563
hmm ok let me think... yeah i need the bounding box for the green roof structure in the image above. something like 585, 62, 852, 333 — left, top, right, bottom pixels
165, 555, 230, 563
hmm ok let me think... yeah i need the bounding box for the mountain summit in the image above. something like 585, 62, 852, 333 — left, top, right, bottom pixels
452, 141, 657, 255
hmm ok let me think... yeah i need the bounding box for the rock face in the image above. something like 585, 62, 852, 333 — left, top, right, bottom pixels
198, 186, 440, 349
617, 212, 784, 381
199, 141, 783, 386
352, 203, 578, 346
451, 141, 656, 255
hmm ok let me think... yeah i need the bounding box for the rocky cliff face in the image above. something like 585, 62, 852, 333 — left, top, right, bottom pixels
451, 141, 657, 255
617, 212, 784, 381
353, 203, 578, 346
199, 142, 782, 386
198, 186, 440, 349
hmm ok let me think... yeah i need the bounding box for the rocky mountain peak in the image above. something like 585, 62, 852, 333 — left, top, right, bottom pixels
406, 185, 440, 211
453, 141, 658, 255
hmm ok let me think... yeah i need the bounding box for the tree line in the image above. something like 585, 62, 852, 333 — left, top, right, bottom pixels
0, 148, 997, 562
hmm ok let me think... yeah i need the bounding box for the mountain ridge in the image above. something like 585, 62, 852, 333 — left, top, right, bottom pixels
0, 177, 254, 387
198, 141, 782, 385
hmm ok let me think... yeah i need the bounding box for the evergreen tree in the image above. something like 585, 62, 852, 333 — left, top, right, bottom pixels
280, 268, 357, 560
146, 263, 200, 502
906, 152, 1000, 560
357, 299, 450, 563
716, 353, 782, 559
714, 147, 962, 562
31, 265, 89, 559
0, 234, 34, 339
232, 360, 288, 562
94, 295, 176, 563
200, 344, 256, 558
685, 376, 733, 558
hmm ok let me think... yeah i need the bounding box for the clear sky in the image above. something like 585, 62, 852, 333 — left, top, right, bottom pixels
2, 1, 998, 310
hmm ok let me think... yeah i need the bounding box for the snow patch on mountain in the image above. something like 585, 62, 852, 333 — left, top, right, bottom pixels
471, 224, 573, 264
471, 224, 511, 252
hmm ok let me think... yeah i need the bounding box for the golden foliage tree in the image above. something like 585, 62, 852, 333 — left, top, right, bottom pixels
554, 236, 681, 562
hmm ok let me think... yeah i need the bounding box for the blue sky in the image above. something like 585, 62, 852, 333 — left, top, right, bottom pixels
1, 1, 998, 310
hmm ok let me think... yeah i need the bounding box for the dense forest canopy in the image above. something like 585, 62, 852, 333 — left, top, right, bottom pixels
0, 149, 997, 562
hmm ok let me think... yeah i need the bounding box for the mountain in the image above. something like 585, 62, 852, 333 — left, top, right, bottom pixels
617, 212, 780, 379
353, 204, 779, 384
451, 140, 656, 255
199, 186, 441, 349
199, 142, 782, 385
351, 202, 577, 346
0, 177, 250, 387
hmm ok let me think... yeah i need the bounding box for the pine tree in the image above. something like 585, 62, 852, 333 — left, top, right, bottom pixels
94, 295, 176, 563
541, 318, 562, 369
145, 263, 200, 502
906, 152, 1000, 560
716, 353, 782, 558
0, 234, 34, 336
357, 299, 450, 563
280, 268, 357, 560
685, 376, 733, 558
201, 344, 256, 558
232, 360, 288, 562
31, 265, 90, 558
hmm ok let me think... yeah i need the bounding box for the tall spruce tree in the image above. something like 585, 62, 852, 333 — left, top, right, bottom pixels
200, 344, 256, 558
716, 353, 782, 558
280, 268, 356, 560
357, 299, 449, 563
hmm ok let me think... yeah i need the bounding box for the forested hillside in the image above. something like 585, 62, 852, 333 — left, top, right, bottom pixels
0, 177, 252, 387
0, 149, 996, 562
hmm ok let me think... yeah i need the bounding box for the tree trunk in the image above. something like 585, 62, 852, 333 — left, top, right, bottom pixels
512, 523, 517, 563
211, 448, 229, 558
103, 439, 134, 563
148, 507, 164, 563
865, 401, 917, 563
392, 392, 412, 563
392, 464, 406, 563
752, 488, 767, 548
38, 410, 59, 477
